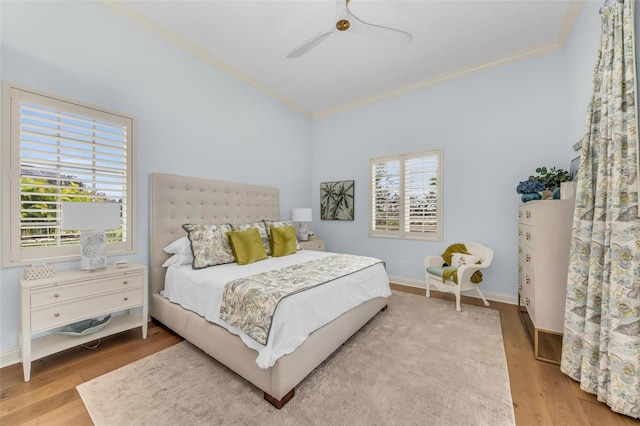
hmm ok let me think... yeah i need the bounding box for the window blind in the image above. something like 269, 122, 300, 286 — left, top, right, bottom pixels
404, 154, 438, 233
369, 148, 442, 241
19, 102, 127, 248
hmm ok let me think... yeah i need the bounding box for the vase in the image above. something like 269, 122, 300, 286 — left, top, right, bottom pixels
541, 190, 553, 200
521, 193, 542, 203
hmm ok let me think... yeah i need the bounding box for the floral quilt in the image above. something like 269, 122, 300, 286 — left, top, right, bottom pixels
219, 254, 382, 345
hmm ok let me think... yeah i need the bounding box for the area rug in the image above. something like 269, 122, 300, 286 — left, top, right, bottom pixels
78, 291, 515, 425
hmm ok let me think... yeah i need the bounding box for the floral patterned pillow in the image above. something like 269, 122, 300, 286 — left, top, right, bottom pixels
232, 221, 271, 256
182, 223, 234, 269
265, 219, 301, 251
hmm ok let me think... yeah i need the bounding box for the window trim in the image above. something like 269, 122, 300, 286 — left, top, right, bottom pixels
2, 81, 137, 267
368, 148, 443, 241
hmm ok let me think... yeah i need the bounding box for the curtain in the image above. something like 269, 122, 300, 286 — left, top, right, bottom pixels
561, 0, 639, 419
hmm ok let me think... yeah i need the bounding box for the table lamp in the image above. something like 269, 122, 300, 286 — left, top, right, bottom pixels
61, 202, 121, 271
292, 208, 312, 241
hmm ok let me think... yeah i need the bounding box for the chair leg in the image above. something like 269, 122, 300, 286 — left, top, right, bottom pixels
476, 287, 490, 307
426, 280, 431, 298
455, 294, 462, 312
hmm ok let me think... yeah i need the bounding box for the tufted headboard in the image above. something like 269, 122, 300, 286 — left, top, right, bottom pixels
149, 173, 280, 312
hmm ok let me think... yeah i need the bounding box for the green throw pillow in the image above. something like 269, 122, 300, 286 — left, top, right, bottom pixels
226, 228, 268, 265
269, 225, 297, 257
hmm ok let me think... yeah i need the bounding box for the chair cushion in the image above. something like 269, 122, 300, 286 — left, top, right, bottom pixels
426, 266, 458, 281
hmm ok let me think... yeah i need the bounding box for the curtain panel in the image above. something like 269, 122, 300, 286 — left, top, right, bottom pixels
561, 0, 639, 419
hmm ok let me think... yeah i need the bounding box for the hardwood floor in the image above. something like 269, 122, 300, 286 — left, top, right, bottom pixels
0, 285, 635, 425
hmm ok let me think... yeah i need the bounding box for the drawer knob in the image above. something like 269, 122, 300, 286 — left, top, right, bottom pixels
123, 297, 129, 301
518, 211, 522, 218
518, 230, 522, 236
526, 254, 531, 262
123, 280, 129, 285
526, 232, 531, 241
54, 313, 60, 317
525, 297, 530, 306
518, 265, 522, 272
526, 276, 530, 284
54, 293, 60, 298
518, 247, 522, 254
518, 283, 522, 290
526, 211, 531, 219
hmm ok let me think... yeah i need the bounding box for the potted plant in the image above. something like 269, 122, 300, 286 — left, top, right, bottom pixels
516, 180, 544, 203
529, 167, 571, 199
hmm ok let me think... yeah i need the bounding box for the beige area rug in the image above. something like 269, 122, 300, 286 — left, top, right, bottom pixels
78, 291, 515, 426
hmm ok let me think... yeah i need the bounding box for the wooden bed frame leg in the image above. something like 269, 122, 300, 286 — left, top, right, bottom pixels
264, 388, 295, 409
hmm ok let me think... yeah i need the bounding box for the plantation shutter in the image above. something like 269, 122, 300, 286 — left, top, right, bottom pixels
3, 84, 135, 265
404, 153, 439, 233
369, 148, 442, 241
371, 159, 401, 232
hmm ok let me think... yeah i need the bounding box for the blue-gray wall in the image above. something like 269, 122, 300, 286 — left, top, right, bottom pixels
0, 1, 312, 355
0, 0, 612, 356
311, 1, 603, 296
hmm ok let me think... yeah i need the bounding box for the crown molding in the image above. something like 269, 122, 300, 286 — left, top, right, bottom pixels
313, 41, 563, 119
556, 0, 585, 47
99, 0, 582, 122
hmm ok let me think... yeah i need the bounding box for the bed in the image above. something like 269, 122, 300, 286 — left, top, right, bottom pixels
149, 173, 390, 408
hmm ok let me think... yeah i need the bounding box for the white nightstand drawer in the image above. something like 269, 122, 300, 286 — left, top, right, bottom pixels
31, 274, 143, 308
31, 288, 143, 333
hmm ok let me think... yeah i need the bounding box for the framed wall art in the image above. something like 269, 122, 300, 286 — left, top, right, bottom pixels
320, 180, 354, 221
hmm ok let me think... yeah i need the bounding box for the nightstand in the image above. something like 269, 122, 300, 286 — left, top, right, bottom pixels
19, 263, 148, 381
299, 239, 325, 251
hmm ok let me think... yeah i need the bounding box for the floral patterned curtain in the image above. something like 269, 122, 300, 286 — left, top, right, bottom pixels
561, 0, 639, 419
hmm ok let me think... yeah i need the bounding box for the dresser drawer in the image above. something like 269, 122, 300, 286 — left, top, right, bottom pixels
518, 206, 536, 226
518, 224, 535, 248
31, 288, 143, 333
31, 273, 143, 308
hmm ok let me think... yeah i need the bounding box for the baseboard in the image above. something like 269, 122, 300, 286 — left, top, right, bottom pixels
388, 275, 518, 306
1, 347, 21, 368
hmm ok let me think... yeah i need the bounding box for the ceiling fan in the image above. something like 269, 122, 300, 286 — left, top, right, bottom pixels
286, 0, 413, 59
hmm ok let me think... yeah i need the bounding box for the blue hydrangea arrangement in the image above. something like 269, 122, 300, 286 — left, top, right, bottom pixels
516, 180, 544, 194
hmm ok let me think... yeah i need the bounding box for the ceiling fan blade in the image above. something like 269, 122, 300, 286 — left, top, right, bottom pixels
348, 8, 413, 45
286, 24, 336, 59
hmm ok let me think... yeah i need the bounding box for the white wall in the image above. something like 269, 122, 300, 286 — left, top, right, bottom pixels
0, 1, 312, 354
564, 0, 603, 143
310, 1, 604, 297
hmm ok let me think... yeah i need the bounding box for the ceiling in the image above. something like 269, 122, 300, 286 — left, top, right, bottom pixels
107, 1, 583, 118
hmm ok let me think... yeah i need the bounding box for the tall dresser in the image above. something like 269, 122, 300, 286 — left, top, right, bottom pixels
518, 200, 573, 364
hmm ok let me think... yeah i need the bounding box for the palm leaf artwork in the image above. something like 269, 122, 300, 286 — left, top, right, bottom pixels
320, 180, 354, 220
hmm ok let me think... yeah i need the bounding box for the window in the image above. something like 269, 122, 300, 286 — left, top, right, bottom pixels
369, 148, 442, 241
2, 82, 136, 267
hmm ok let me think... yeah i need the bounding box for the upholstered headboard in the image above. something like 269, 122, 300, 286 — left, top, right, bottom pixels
149, 173, 280, 313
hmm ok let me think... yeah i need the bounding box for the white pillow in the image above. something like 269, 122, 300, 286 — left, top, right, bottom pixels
162, 253, 193, 267
163, 236, 191, 255
451, 253, 480, 267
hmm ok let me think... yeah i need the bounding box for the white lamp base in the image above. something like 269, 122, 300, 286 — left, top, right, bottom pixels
299, 223, 309, 241
80, 231, 107, 271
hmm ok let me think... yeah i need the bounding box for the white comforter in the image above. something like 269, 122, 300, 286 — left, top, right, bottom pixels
162, 250, 391, 368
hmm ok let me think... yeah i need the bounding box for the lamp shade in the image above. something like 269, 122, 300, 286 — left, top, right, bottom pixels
292, 208, 312, 222
61, 202, 121, 230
